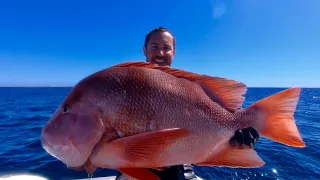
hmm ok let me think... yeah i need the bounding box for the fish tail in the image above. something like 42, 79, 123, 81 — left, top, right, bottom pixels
244, 87, 305, 147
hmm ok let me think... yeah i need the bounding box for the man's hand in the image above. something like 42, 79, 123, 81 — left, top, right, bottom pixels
229, 127, 259, 148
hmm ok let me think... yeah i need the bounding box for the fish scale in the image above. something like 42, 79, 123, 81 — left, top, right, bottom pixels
90, 67, 210, 132
103, 67, 223, 131
41, 61, 305, 180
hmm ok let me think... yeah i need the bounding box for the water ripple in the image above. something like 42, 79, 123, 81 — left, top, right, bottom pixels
0, 87, 319, 180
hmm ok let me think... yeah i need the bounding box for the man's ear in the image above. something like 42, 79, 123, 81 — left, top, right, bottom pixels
143, 46, 147, 56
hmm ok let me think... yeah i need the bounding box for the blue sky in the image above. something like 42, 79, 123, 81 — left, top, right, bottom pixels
0, 0, 319, 87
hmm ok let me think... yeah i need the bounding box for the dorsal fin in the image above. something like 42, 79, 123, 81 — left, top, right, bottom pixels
113, 61, 247, 110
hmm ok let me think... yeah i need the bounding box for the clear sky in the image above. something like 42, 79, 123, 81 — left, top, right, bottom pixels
0, 0, 319, 87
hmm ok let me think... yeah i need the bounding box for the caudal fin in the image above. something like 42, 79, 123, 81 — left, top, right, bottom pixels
247, 87, 305, 147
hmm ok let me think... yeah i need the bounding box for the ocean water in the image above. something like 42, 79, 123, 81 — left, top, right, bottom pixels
0, 87, 319, 180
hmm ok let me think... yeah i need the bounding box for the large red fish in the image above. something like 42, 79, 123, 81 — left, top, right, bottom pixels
40, 61, 305, 180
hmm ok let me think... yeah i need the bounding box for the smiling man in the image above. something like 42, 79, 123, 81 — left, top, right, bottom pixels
143, 27, 175, 67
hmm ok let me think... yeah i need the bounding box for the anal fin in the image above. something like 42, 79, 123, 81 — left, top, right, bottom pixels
197, 144, 265, 168
109, 128, 190, 163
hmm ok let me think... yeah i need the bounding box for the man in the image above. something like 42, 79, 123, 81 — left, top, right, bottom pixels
116, 27, 259, 180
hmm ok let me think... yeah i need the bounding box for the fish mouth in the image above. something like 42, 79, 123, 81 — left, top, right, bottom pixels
40, 135, 84, 167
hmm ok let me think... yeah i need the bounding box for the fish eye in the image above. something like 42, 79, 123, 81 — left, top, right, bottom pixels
62, 106, 69, 114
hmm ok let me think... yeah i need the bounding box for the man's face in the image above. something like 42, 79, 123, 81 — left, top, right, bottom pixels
143, 31, 175, 66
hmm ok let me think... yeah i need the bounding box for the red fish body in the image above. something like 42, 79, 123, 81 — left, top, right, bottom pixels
40, 61, 305, 180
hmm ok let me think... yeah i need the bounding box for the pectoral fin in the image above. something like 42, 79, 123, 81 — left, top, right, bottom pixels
109, 128, 190, 163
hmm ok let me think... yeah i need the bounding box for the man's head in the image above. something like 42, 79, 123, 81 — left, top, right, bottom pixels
143, 26, 176, 67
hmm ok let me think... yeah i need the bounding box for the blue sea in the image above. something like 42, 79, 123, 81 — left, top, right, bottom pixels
0, 87, 319, 180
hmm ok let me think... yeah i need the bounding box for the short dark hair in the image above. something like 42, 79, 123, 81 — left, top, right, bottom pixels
144, 26, 176, 49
